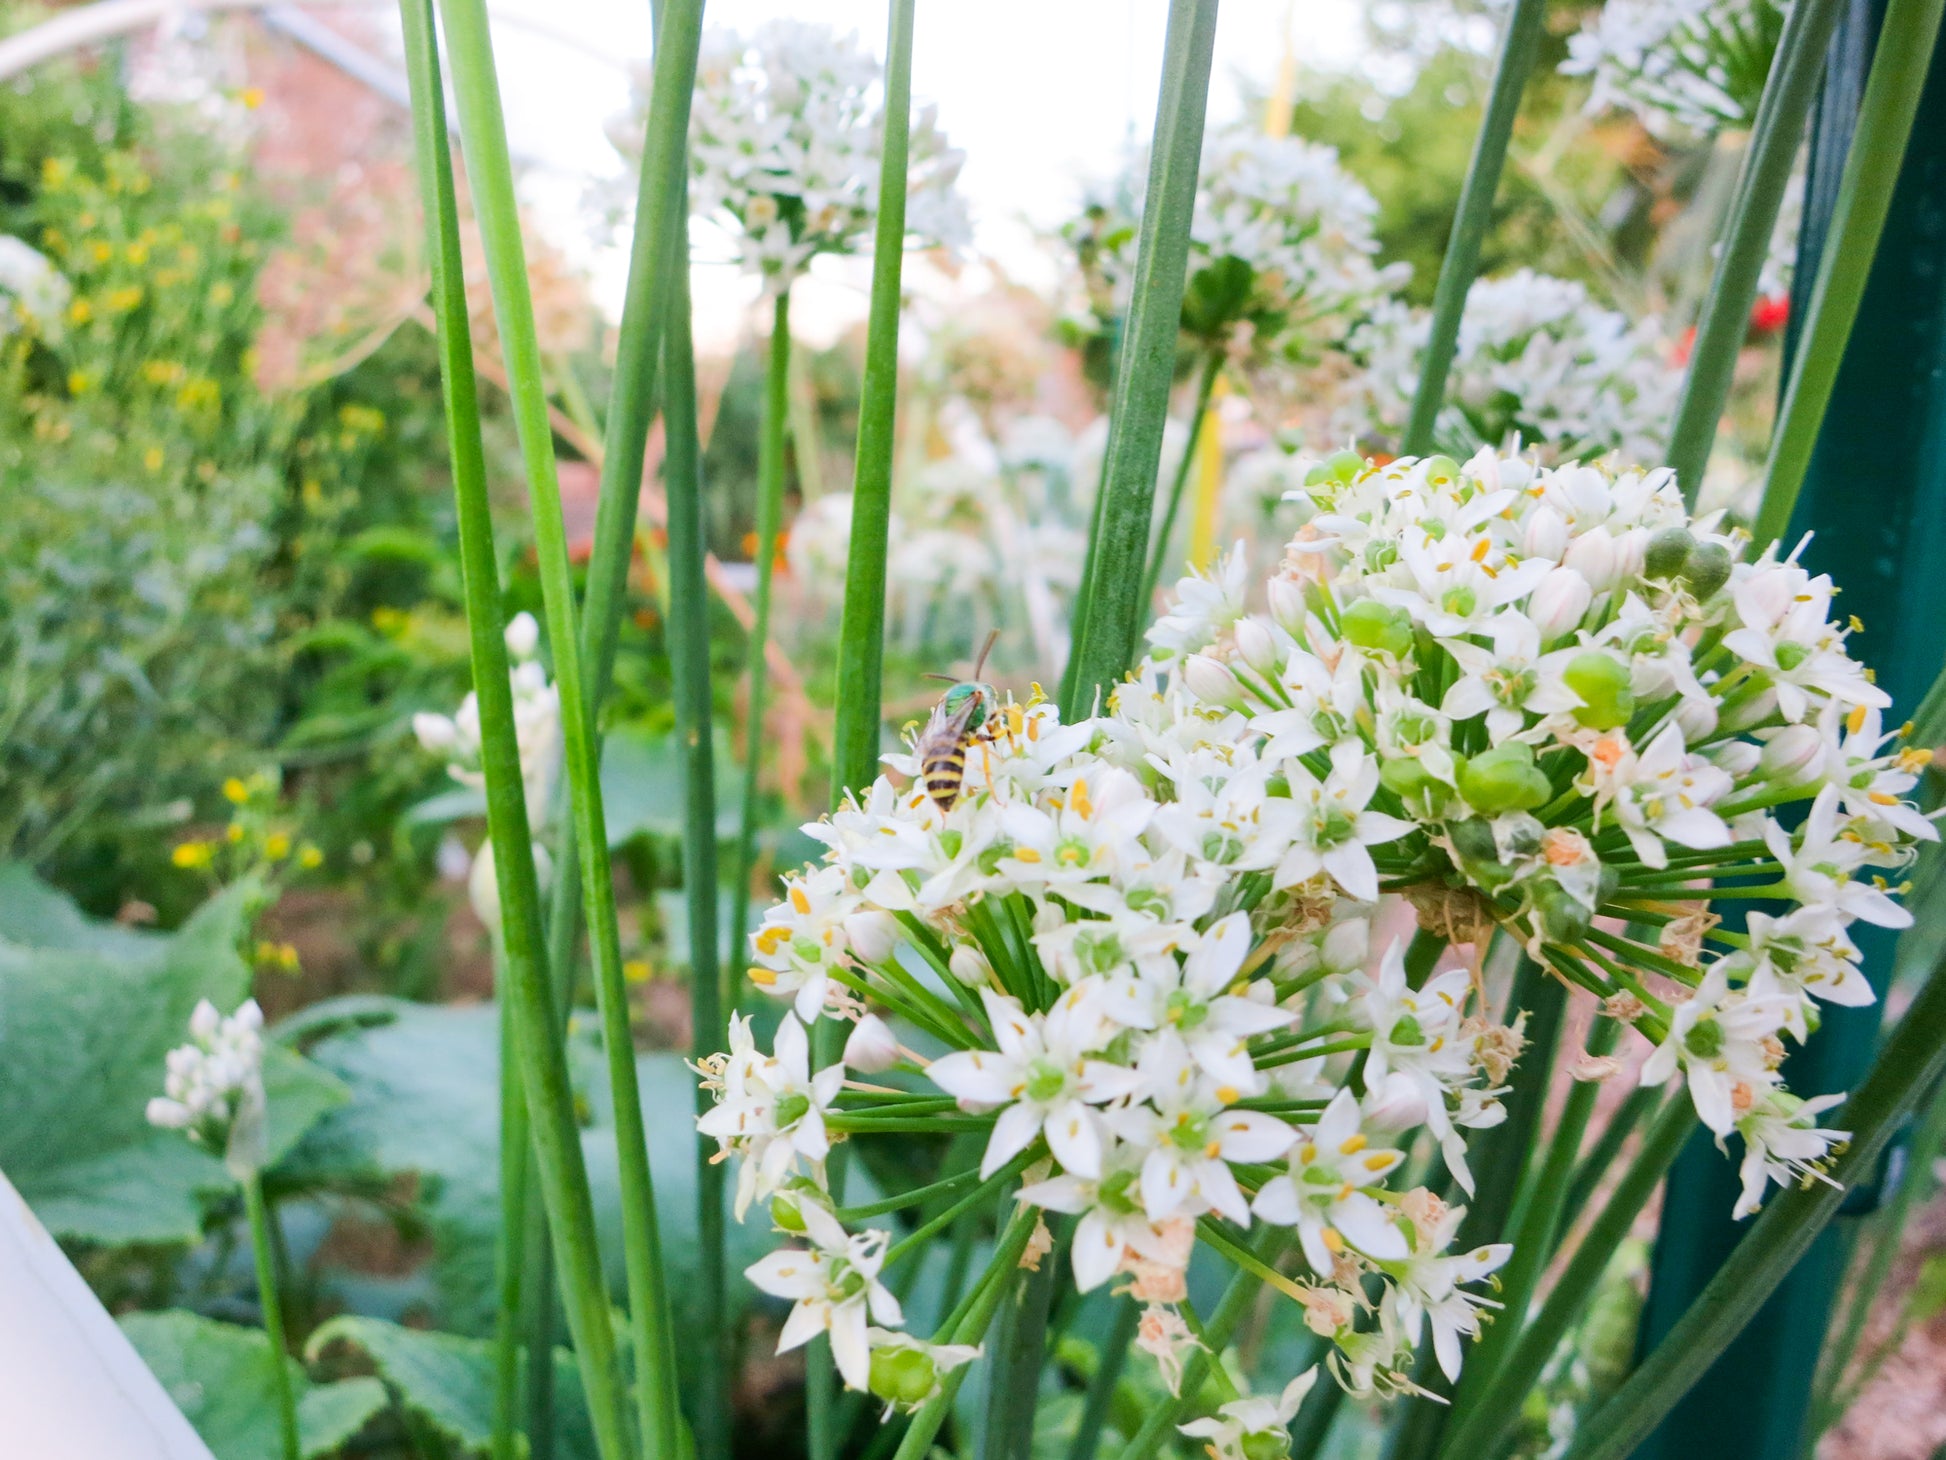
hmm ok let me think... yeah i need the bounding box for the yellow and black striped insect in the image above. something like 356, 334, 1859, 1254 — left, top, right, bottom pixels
915, 631, 1001, 813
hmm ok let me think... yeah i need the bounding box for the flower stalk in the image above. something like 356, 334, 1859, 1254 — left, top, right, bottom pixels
243, 1173, 300, 1460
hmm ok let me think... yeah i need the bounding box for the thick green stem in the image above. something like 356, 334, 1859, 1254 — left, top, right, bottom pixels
831, 0, 919, 803
1666, 0, 1845, 505
661, 182, 731, 1460
396, 4, 632, 1455
730, 289, 792, 974
493, 964, 527, 1460
1067, 1297, 1142, 1460
243, 1174, 300, 1460
1559, 960, 1946, 1460
1751, 0, 1946, 543
983, 1232, 1063, 1460
1063, 0, 1221, 717
1399, 0, 1548, 457
1137, 349, 1221, 611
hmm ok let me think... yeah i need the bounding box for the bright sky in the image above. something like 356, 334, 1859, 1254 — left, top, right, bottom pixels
477, 0, 1370, 349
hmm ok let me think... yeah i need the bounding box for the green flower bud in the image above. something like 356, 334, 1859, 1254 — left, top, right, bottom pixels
1380, 755, 1439, 803
1644, 527, 1695, 580
770, 1194, 807, 1233
1534, 881, 1591, 942
1322, 448, 1366, 484
1422, 455, 1462, 488
870, 1346, 939, 1407
1340, 598, 1414, 658
1456, 742, 1551, 814
1563, 652, 1635, 731
1242, 1430, 1294, 1460
1681, 542, 1733, 601
1448, 816, 1499, 865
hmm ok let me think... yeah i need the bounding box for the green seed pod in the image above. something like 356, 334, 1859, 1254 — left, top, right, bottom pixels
770, 1193, 807, 1233
1535, 881, 1591, 942
1380, 755, 1447, 817
1681, 541, 1733, 601
1448, 815, 1498, 865
1241, 1428, 1295, 1460
1456, 742, 1552, 814
869, 1346, 938, 1407
1323, 448, 1366, 484
1341, 598, 1415, 659
1563, 652, 1635, 731
1644, 527, 1695, 580
1422, 454, 1462, 487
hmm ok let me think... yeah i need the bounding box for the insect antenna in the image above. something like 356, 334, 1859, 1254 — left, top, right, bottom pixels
971, 629, 1000, 681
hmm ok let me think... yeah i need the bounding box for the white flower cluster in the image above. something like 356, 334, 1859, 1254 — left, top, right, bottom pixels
1066, 131, 1408, 368
697, 695, 1518, 1413
0, 236, 71, 341
147, 998, 268, 1178
413, 613, 561, 926
631, 21, 968, 292
1562, 0, 1787, 138
1338, 270, 1681, 467
1158, 445, 1929, 1219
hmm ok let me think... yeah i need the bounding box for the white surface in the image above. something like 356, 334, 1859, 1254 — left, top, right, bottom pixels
0, 1169, 214, 1459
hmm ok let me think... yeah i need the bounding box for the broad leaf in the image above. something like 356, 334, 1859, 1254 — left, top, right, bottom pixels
121, 1310, 386, 1460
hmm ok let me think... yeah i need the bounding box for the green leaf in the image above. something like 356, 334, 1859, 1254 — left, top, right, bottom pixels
599, 725, 741, 846
286, 998, 769, 1353
0, 873, 252, 1243
121, 1310, 386, 1460
260, 1044, 350, 1170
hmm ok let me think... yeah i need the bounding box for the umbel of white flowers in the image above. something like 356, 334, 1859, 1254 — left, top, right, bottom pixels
1562, 0, 1789, 138
0, 235, 72, 340
148, 998, 268, 1179
413, 612, 560, 928
694, 444, 1930, 1423
1337, 269, 1681, 466
611, 20, 969, 293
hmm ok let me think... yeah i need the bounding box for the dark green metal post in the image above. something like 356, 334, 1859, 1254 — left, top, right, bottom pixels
1636, 12, 1946, 1456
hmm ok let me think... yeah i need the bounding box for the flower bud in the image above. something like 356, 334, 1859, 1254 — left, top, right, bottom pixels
1522, 506, 1570, 562
1563, 528, 1619, 592
844, 1013, 901, 1073
1563, 652, 1635, 731
1421, 454, 1463, 488
843, 909, 899, 965
1720, 682, 1779, 733
1455, 743, 1552, 814
1232, 616, 1281, 676
870, 1346, 939, 1408
189, 998, 221, 1041
1379, 755, 1448, 818
1613, 527, 1648, 585
1644, 527, 1694, 580
1362, 1071, 1428, 1132
1760, 723, 1824, 783
503, 610, 540, 661
1528, 567, 1592, 642
949, 944, 993, 986
1266, 575, 1308, 635
1183, 653, 1244, 706
1304, 448, 1366, 487
1681, 542, 1734, 601
1673, 693, 1719, 741
1339, 597, 1414, 659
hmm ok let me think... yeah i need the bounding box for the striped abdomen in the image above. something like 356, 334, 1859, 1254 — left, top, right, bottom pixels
921, 740, 968, 811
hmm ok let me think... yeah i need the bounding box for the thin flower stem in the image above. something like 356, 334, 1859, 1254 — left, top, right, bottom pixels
884, 1151, 1037, 1266
1138, 349, 1223, 611
831, 0, 919, 804
1066, 1296, 1142, 1460
493, 964, 527, 1460
835, 1164, 985, 1222
1431, 1093, 1695, 1460
395, 5, 632, 1455
1177, 1297, 1240, 1404
1665, 0, 1845, 504
1751, 0, 1946, 544
1560, 1083, 1662, 1225
1399, 0, 1548, 457
891, 1208, 1043, 1460
659, 181, 735, 1460
1064, 0, 1221, 716
242, 1173, 300, 1460
729, 288, 793, 989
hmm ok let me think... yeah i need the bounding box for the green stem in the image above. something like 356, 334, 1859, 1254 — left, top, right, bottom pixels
1067, 1297, 1141, 1460
493, 961, 526, 1460
396, 4, 632, 1455
243, 1173, 300, 1460
1666, 0, 1844, 504
1399, 0, 1548, 457
1751, 0, 1946, 543
518, 1138, 557, 1460
1433, 1093, 1694, 1460
1063, 0, 1221, 717
660, 180, 732, 1460
440, 0, 681, 1437
831, 0, 919, 804
1137, 349, 1221, 611
983, 1230, 1063, 1460
1560, 1082, 1660, 1225
730, 289, 793, 992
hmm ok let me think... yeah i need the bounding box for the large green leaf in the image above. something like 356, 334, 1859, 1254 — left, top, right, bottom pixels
121, 1310, 387, 1460
0, 869, 349, 1245
306, 1314, 595, 1459
285, 996, 770, 1355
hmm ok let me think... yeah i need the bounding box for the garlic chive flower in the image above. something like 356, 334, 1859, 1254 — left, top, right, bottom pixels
147, 998, 267, 1179
1561, 0, 1788, 138
617, 21, 968, 293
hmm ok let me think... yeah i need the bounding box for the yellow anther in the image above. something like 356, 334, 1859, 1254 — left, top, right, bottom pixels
1364, 1152, 1394, 1172
748, 967, 776, 987
1848, 704, 1869, 735
789, 884, 811, 915
1215, 1086, 1240, 1106
1339, 1133, 1368, 1156
1321, 1227, 1345, 1254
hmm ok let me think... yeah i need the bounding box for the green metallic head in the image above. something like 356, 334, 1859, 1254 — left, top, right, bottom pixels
941, 681, 997, 731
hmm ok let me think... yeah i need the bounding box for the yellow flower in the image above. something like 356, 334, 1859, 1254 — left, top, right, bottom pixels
67, 369, 91, 395
624, 959, 653, 984
144, 445, 166, 472
222, 777, 249, 804
226, 823, 246, 844
125, 241, 149, 265
67, 298, 92, 325
177, 378, 221, 411
106, 285, 144, 312
89, 240, 112, 264
297, 844, 324, 870
171, 841, 214, 869
264, 831, 292, 861
142, 360, 187, 386
210, 281, 234, 307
